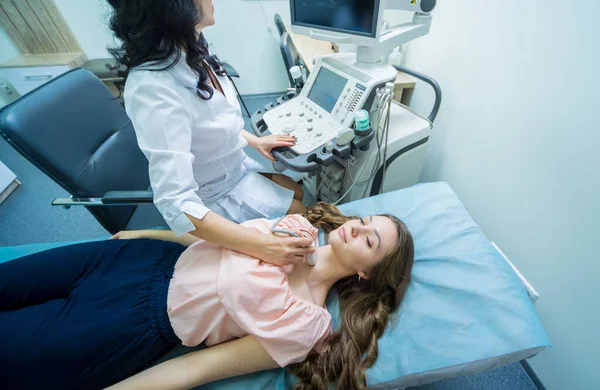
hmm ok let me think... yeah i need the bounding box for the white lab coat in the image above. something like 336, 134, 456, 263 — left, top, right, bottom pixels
124, 55, 293, 236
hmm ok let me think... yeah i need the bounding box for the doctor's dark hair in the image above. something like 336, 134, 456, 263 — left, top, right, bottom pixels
294, 203, 415, 390
106, 0, 225, 100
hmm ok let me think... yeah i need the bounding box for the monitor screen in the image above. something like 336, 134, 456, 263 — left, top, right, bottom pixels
307, 67, 347, 113
292, 0, 380, 37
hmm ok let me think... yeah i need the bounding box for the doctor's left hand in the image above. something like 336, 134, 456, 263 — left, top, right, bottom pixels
252, 135, 297, 161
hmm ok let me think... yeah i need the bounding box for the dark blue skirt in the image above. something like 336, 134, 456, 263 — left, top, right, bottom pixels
0, 239, 186, 390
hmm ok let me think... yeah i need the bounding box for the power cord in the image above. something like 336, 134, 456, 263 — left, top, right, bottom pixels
257, 0, 280, 43
333, 88, 394, 204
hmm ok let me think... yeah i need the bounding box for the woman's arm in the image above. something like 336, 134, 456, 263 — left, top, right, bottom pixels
187, 211, 313, 266
241, 130, 296, 162
241, 129, 260, 147
111, 230, 200, 247
112, 214, 314, 266
105, 336, 278, 390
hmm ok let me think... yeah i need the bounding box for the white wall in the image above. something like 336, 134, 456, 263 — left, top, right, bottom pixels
0, 28, 19, 63
0, 29, 20, 107
405, 1, 600, 389
52, 0, 291, 94
0, 1, 114, 61
3, 0, 419, 95
0, 0, 290, 94
55, 0, 115, 59
203, 0, 290, 94
1, 1, 421, 95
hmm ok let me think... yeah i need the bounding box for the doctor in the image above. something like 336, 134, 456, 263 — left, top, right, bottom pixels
107, 0, 313, 264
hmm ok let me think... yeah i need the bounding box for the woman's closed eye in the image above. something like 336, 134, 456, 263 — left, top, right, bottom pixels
360, 218, 373, 248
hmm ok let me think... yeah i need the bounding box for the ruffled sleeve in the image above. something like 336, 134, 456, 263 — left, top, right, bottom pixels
269, 214, 319, 242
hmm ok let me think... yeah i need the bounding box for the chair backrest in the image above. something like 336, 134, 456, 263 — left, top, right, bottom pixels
280, 32, 304, 87
274, 13, 286, 37
0, 69, 150, 234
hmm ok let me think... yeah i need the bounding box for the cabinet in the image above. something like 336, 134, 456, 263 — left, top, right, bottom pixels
0, 52, 87, 96
0, 160, 19, 205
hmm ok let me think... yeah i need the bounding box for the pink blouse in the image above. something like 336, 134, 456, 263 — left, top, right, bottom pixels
167, 215, 332, 367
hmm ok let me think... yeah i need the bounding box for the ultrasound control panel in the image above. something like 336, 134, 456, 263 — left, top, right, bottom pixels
263, 57, 377, 155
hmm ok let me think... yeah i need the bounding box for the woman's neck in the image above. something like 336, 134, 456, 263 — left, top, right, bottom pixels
299, 246, 354, 305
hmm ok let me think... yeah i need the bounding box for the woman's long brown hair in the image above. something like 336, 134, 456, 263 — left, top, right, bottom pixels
291, 202, 415, 390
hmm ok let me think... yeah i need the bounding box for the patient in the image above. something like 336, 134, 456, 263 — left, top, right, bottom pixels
0, 203, 413, 390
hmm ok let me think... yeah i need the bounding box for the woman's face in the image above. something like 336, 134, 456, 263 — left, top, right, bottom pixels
196, 0, 216, 28
329, 216, 399, 276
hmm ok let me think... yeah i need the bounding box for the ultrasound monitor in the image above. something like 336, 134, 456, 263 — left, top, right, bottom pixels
290, 0, 384, 45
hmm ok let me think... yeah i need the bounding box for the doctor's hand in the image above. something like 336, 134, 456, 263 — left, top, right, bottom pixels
252, 135, 297, 162
259, 233, 315, 266
111, 230, 149, 240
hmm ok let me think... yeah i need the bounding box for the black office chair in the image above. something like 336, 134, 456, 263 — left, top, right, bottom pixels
0, 68, 166, 235
280, 32, 309, 88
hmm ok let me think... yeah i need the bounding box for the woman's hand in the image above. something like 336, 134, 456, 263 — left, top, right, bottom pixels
110, 230, 149, 240
257, 233, 315, 266
187, 211, 315, 266
250, 134, 297, 162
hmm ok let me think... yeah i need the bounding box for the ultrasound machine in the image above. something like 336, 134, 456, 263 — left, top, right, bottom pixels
251, 0, 441, 204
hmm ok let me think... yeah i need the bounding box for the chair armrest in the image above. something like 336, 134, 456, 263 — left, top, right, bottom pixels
102, 191, 154, 204
52, 191, 154, 207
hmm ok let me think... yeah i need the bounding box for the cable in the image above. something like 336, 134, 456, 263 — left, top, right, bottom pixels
348, 131, 383, 187
257, 0, 280, 43
347, 152, 370, 184
316, 182, 324, 199
320, 86, 395, 205
334, 90, 393, 205
315, 166, 324, 199
317, 175, 336, 203
362, 92, 393, 198
376, 89, 394, 194
360, 94, 387, 198
333, 157, 372, 205
380, 94, 393, 194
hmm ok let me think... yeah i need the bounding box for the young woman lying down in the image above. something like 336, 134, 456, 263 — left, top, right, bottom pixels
0, 203, 414, 390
